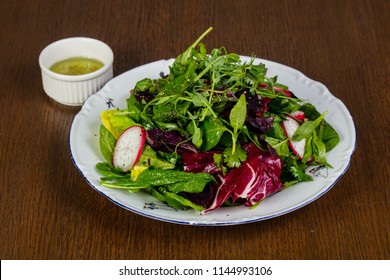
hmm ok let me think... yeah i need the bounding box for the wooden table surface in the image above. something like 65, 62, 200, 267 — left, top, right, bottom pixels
1, 0, 388, 260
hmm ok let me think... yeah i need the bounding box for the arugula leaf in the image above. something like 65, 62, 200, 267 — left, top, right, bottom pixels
134, 78, 154, 91
186, 92, 218, 118
178, 27, 213, 68
174, 99, 192, 118
169, 27, 213, 80
165, 60, 198, 95
241, 125, 264, 149
191, 92, 209, 107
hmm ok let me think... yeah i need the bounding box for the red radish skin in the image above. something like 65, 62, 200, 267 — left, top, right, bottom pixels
113, 126, 146, 172
258, 83, 293, 97
291, 110, 305, 122
281, 116, 306, 159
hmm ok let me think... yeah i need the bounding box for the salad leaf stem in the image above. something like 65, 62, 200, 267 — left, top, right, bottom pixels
193, 55, 224, 82
183, 93, 218, 119
179, 27, 213, 65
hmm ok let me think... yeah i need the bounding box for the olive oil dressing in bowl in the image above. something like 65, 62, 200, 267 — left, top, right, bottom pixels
50, 57, 104, 75
39, 37, 114, 106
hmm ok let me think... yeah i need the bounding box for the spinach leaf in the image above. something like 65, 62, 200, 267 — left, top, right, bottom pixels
264, 114, 286, 140
96, 162, 126, 178
156, 187, 204, 211
299, 103, 321, 120
134, 78, 154, 92
312, 131, 332, 167
301, 130, 333, 167
268, 97, 301, 114
229, 93, 247, 132
126, 90, 144, 112
152, 101, 177, 122
136, 145, 175, 170
320, 122, 340, 152
99, 125, 116, 163
99, 168, 215, 195
99, 169, 215, 194
302, 135, 313, 163
191, 121, 203, 148
200, 116, 227, 151
265, 136, 290, 157
136, 169, 214, 192
151, 188, 187, 210
292, 112, 327, 141
299, 103, 340, 152
174, 99, 191, 118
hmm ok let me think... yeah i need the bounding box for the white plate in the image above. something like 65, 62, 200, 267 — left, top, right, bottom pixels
69, 57, 356, 226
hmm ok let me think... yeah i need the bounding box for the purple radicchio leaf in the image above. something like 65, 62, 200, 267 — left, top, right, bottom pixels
134, 89, 154, 103
180, 184, 215, 208
202, 143, 283, 213
181, 151, 222, 175
146, 128, 198, 154
246, 115, 274, 133
246, 92, 271, 117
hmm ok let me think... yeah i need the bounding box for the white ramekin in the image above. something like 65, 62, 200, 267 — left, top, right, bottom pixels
39, 37, 114, 106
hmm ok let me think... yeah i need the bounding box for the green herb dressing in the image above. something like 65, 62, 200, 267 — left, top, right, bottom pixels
50, 57, 104, 75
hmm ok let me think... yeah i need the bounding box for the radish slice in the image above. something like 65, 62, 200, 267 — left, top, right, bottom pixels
113, 126, 146, 172
281, 116, 306, 159
291, 110, 305, 122
258, 83, 294, 97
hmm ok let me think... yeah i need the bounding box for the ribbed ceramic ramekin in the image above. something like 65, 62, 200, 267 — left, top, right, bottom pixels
39, 37, 114, 106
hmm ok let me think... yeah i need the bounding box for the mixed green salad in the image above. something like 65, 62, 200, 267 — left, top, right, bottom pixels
96, 27, 340, 214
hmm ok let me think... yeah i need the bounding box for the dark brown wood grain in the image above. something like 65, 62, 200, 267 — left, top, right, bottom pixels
0, 0, 388, 260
